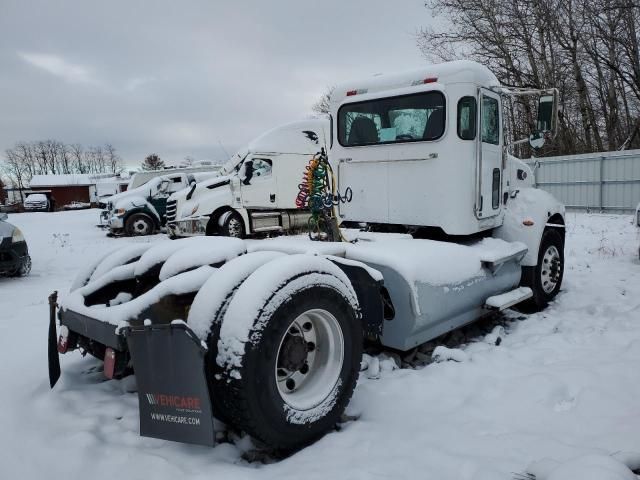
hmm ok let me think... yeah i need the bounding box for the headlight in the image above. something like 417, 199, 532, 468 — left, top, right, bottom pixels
12, 228, 25, 243
115, 208, 126, 217
191, 204, 199, 216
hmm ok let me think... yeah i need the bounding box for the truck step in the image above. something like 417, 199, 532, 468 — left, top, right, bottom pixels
251, 211, 281, 219
252, 225, 284, 233
484, 287, 532, 311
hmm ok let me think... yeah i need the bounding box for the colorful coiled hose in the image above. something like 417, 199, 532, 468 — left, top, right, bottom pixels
296, 149, 349, 241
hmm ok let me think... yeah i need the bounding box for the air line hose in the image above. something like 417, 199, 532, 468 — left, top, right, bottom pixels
296, 148, 351, 242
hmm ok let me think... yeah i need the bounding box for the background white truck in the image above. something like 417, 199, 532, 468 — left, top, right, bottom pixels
51, 60, 565, 453
166, 118, 329, 238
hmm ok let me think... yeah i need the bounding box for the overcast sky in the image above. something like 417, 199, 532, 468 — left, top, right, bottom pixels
0, 1, 431, 168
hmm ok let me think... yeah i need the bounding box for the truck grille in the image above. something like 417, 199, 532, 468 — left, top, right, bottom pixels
166, 200, 177, 222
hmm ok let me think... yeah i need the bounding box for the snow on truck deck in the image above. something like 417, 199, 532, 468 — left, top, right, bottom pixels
1, 209, 640, 479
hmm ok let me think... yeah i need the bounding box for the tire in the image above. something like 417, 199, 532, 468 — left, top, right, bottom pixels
218, 211, 245, 238
520, 228, 564, 312
124, 213, 155, 236
212, 284, 362, 452
11, 255, 31, 277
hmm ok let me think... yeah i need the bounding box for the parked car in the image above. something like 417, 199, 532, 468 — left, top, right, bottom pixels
23, 193, 50, 212
0, 213, 31, 276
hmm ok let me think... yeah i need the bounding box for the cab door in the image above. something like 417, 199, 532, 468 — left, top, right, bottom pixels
239, 157, 276, 208
476, 89, 503, 219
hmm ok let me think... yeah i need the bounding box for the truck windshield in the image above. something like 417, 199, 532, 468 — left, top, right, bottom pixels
338, 91, 445, 147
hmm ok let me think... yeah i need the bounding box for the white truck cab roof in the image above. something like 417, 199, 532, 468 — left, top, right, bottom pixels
331, 60, 500, 107
247, 117, 330, 155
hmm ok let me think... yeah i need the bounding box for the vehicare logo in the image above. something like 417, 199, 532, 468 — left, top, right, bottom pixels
145, 393, 201, 411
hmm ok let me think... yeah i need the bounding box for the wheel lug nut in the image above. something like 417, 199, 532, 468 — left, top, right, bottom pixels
303, 321, 312, 331
286, 379, 295, 390
300, 363, 309, 374
307, 342, 315, 352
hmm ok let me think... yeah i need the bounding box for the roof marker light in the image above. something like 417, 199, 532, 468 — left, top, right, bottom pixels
424, 77, 438, 84
346, 88, 368, 97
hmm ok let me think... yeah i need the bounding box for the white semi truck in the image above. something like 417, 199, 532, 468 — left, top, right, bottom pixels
49, 60, 565, 453
165, 118, 329, 239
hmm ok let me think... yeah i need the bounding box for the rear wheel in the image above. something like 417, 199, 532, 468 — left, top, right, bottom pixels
212, 284, 362, 452
125, 213, 154, 236
520, 228, 564, 311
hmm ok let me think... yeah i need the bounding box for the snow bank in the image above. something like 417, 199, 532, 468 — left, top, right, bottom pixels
217, 255, 359, 378
6, 210, 640, 480
527, 454, 637, 480
432, 346, 469, 363
187, 251, 286, 340
158, 237, 245, 281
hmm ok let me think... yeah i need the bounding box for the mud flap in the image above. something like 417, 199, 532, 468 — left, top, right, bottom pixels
48, 291, 61, 388
124, 322, 215, 447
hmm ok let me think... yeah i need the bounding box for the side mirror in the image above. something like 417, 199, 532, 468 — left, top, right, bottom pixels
0, 212, 7, 221
159, 179, 170, 192
529, 92, 557, 149
536, 94, 555, 133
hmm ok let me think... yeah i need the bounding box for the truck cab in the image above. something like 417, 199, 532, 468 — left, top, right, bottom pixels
166, 118, 329, 238
331, 61, 564, 260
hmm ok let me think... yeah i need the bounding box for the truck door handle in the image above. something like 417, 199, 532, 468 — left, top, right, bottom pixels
270, 194, 276, 203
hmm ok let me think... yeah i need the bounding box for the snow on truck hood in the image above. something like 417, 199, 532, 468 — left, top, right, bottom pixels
107, 176, 167, 206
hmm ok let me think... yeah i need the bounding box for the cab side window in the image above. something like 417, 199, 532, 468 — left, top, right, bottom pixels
481, 96, 500, 145
457, 96, 476, 140
252, 158, 272, 178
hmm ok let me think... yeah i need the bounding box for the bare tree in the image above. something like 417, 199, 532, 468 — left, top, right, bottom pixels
312, 86, 335, 114
104, 144, 123, 174
418, 0, 640, 155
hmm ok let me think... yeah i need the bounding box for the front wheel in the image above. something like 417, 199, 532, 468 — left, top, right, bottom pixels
12, 255, 31, 277
218, 211, 245, 238
520, 228, 564, 311
124, 213, 154, 236
213, 284, 362, 452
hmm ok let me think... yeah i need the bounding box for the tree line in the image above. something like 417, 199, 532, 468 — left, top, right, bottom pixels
2, 140, 123, 194
417, 0, 640, 156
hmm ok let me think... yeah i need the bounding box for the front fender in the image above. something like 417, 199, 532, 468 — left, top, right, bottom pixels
493, 188, 565, 266
116, 195, 161, 225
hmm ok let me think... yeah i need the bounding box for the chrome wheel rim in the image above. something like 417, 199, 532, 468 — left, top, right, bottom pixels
275, 309, 344, 410
541, 245, 561, 294
227, 217, 242, 237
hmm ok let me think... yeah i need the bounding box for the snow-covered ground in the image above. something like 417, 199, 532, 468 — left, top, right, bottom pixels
1, 209, 639, 479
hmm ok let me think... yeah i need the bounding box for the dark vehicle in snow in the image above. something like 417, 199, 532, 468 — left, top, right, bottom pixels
0, 213, 31, 277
